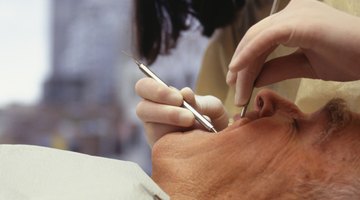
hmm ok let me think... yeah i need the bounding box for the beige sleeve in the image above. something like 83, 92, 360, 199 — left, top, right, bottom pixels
195, 26, 244, 117
295, 0, 360, 112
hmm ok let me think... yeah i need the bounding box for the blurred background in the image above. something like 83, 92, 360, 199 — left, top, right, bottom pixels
0, 0, 208, 174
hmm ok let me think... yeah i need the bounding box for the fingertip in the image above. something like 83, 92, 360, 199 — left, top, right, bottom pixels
228, 60, 241, 73
229, 52, 249, 73
180, 87, 194, 95
179, 110, 195, 127
234, 71, 255, 107
234, 93, 248, 107
134, 77, 147, 92
180, 87, 196, 104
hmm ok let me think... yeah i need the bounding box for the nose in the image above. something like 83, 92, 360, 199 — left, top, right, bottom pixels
254, 89, 301, 118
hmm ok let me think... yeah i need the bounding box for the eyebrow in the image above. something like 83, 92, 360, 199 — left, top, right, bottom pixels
318, 98, 352, 143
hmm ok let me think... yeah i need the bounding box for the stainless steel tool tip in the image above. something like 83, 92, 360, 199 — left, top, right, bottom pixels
121, 50, 142, 66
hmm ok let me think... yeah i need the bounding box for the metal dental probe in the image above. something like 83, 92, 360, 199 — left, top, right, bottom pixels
240, 0, 279, 118
123, 52, 218, 133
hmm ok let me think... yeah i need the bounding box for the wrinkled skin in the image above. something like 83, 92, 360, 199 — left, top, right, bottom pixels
152, 89, 360, 200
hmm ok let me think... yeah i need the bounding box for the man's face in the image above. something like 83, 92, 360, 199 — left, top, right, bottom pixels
152, 89, 360, 200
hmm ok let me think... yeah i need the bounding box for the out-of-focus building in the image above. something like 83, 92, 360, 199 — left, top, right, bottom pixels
44, 0, 131, 106
40, 0, 132, 157
0, 0, 208, 174
0, 0, 132, 157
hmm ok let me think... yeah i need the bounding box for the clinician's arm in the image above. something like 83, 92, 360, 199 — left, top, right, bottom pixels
226, 0, 360, 106
135, 77, 228, 146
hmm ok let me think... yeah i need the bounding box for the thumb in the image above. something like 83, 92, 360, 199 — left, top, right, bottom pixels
195, 95, 229, 131
181, 88, 228, 131
255, 51, 316, 87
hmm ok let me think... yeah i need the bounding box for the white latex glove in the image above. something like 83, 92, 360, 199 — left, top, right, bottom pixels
135, 77, 228, 147
226, 0, 360, 106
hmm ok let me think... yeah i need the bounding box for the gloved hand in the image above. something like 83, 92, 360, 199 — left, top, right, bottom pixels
135, 77, 228, 147
226, 0, 360, 106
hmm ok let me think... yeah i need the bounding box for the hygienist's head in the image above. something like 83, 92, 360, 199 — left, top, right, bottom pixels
152, 89, 360, 199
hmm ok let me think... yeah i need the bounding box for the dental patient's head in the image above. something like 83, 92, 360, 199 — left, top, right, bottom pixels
151, 89, 360, 200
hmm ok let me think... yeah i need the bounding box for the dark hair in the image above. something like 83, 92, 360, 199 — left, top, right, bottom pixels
134, 0, 245, 64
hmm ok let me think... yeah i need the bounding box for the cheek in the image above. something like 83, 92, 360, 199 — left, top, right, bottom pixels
236, 117, 296, 139
209, 125, 301, 192
296, 116, 329, 146
223, 118, 297, 165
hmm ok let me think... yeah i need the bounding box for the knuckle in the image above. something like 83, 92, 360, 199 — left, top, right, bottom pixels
228, 62, 237, 71
247, 25, 257, 36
